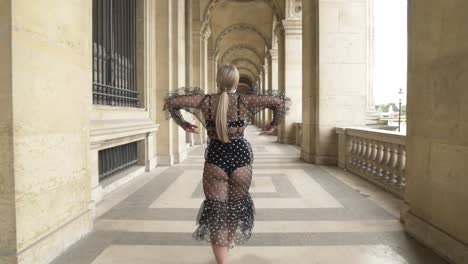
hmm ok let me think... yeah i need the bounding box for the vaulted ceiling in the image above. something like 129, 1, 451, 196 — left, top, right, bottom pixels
198, 0, 286, 89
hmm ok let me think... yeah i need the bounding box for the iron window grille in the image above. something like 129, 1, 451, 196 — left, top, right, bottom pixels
92, 0, 139, 107
98, 142, 139, 181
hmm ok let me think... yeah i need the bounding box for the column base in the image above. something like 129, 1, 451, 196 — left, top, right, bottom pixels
157, 154, 175, 166
173, 150, 189, 164
278, 137, 296, 144
301, 151, 337, 165
146, 156, 158, 171
401, 203, 468, 264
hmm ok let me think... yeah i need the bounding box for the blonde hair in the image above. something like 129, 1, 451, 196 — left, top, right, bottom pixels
215, 64, 239, 143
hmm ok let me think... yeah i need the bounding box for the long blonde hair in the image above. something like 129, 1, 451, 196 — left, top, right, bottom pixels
216, 64, 239, 143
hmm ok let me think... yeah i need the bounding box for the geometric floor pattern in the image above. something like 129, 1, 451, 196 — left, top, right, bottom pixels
52, 128, 448, 264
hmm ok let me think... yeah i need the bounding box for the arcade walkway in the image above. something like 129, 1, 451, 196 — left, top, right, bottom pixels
52, 128, 446, 264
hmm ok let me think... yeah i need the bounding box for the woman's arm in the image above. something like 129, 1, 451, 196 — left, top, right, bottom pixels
163, 94, 207, 131
242, 94, 290, 128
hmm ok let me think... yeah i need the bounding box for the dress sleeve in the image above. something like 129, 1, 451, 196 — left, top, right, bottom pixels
242, 91, 291, 127
163, 87, 208, 130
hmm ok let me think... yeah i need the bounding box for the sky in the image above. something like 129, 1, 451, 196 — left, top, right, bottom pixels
373, 0, 408, 105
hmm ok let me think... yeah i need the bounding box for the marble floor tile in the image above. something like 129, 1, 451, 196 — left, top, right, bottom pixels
51, 128, 448, 264
91, 245, 409, 264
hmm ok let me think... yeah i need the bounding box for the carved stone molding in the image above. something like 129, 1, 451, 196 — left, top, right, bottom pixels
286, 0, 302, 19
282, 19, 302, 36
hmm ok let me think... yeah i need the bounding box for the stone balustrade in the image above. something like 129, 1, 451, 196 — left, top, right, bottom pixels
336, 127, 406, 198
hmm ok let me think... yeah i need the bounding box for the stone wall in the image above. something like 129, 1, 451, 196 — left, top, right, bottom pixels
0, 0, 17, 263
402, 0, 468, 263
0, 0, 94, 263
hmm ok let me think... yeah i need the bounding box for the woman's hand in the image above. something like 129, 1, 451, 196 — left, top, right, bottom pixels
184, 123, 199, 134
260, 124, 275, 135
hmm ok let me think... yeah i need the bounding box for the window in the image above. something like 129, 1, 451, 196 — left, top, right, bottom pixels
92, 0, 138, 107
98, 142, 139, 181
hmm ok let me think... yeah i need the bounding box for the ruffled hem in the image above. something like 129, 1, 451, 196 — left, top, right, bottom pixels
192, 194, 255, 249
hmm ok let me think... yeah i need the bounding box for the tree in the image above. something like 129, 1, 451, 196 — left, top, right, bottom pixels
388, 103, 398, 112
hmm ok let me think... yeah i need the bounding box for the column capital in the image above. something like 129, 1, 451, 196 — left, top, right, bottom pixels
282, 19, 302, 36
269, 48, 279, 61
286, 0, 303, 20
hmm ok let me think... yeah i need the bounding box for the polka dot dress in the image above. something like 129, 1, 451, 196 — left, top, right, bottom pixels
163, 87, 291, 249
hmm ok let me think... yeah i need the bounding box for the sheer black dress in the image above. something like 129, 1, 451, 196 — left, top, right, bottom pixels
163, 87, 290, 249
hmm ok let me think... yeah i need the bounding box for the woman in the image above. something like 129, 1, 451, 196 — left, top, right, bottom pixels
164, 64, 290, 264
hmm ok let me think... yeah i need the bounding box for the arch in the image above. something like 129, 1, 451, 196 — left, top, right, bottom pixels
230, 57, 261, 73
202, 0, 283, 33
237, 67, 258, 80
236, 83, 254, 94
219, 44, 263, 65
239, 75, 254, 87
214, 23, 270, 54
232, 61, 259, 77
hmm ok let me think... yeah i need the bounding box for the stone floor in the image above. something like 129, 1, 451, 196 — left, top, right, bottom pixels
52, 128, 448, 264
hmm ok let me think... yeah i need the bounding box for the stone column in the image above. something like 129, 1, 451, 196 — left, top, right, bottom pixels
0, 1, 93, 263
301, 0, 318, 163
155, 0, 176, 165
185, 0, 192, 88
171, 0, 189, 163
214, 56, 219, 92
266, 52, 273, 124
401, 1, 468, 263
207, 50, 216, 94
257, 73, 263, 126
278, 18, 302, 144
269, 48, 279, 123
261, 63, 269, 127
199, 26, 210, 143
191, 21, 205, 145
301, 0, 369, 165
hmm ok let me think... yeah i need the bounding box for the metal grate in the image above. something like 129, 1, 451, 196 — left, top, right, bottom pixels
98, 142, 138, 181
92, 0, 138, 107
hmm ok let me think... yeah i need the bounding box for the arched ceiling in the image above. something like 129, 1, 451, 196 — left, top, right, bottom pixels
215, 23, 270, 55
220, 44, 263, 66
237, 67, 257, 81
231, 58, 261, 73
199, 0, 284, 80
